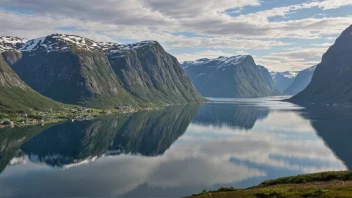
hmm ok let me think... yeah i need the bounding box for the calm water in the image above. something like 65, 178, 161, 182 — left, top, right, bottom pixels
1, 97, 351, 198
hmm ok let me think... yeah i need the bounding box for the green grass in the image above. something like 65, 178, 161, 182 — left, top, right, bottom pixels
0, 87, 63, 113
0, 55, 63, 113
189, 171, 352, 198
259, 171, 352, 187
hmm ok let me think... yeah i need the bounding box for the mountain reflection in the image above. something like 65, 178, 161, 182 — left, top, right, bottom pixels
192, 103, 269, 129
0, 124, 55, 173
1, 105, 199, 170
298, 105, 352, 170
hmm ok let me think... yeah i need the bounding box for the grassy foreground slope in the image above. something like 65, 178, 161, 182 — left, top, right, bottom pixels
189, 171, 352, 198
0, 53, 62, 113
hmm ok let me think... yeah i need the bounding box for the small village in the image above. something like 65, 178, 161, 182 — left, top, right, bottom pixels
0, 105, 161, 128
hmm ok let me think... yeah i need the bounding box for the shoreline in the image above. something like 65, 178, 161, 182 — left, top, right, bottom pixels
0, 102, 206, 128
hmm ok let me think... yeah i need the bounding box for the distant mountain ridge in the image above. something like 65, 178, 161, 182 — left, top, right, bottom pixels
291, 25, 352, 105
0, 36, 27, 52
0, 34, 205, 108
270, 71, 299, 92
284, 65, 316, 95
182, 56, 280, 98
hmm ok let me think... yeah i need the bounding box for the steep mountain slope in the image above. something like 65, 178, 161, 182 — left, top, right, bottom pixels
104, 41, 205, 104
0, 52, 61, 112
270, 71, 299, 92
291, 25, 352, 105
7, 34, 137, 108
4, 34, 204, 108
257, 65, 277, 91
182, 56, 280, 98
284, 65, 316, 95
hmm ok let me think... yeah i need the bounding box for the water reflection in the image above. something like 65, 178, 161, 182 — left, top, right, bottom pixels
0, 98, 351, 198
192, 103, 269, 129
3, 105, 199, 169
299, 106, 352, 170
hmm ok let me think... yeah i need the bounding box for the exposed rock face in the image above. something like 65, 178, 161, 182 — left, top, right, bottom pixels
291, 25, 352, 105
105, 41, 205, 104
5, 34, 138, 107
2, 34, 204, 108
257, 65, 277, 91
182, 56, 280, 98
284, 65, 316, 95
0, 52, 61, 112
270, 71, 299, 93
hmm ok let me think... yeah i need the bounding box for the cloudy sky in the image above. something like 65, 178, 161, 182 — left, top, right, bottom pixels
0, 0, 351, 71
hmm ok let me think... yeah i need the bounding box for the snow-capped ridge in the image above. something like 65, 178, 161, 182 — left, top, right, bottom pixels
103, 40, 158, 55
270, 71, 299, 79
0, 36, 27, 52
21, 34, 103, 52
19, 33, 158, 53
183, 55, 251, 68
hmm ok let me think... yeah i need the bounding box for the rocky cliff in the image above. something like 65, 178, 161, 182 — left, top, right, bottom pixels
290, 25, 352, 105
105, 41, 205, 104
0, 50, 61, 112
3, 34, 205, 108
183, 56, 280, 98
257, 65, 277, 91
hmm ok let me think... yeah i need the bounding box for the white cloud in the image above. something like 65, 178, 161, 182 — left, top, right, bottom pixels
0, 0, 350, 71
311, 43, 334, 47
255, 47, 328, 71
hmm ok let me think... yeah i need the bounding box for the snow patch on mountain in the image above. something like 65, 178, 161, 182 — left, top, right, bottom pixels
21, 34, 103, 52
216, 55, 247, 70
0, 36, 27, 52
21, 37, 46, 51
19, 34, 158, 53
182, 55, 249, 70
270, 71, 299, 79
284, 71, 299, 78
104, 40, 158, 55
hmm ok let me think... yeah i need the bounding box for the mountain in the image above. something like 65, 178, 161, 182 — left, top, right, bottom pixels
182, 56, 280, 98
257, 65, 277, 91
290, 25, 352, 105
270, 71, 299, 92
283, 65, 316, 95
3, 34, 204, 108
104, 41, 204, 104
0, 50, 61, 112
